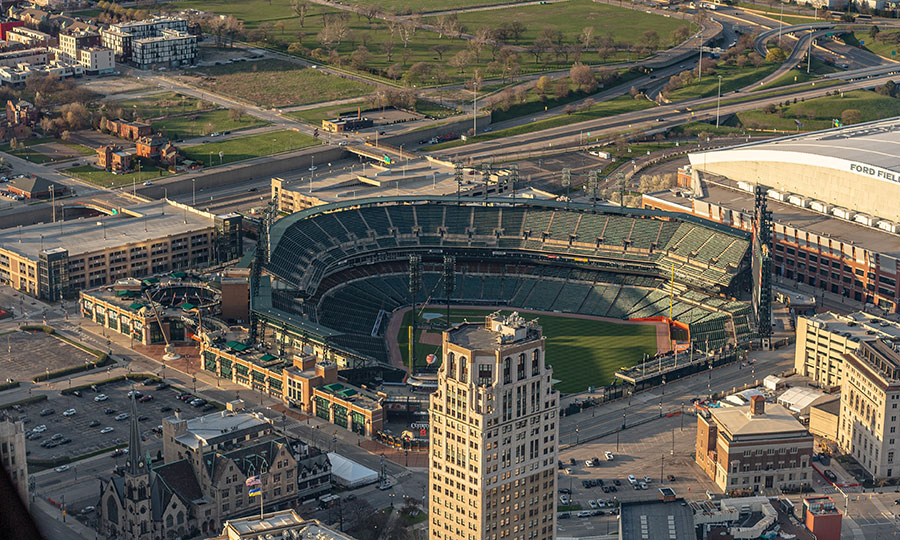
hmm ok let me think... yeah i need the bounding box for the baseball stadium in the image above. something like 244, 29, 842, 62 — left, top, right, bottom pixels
254, 196, 757, 393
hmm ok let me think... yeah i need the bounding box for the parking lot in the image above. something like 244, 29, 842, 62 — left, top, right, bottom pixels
18, 379, 210, 461
556, 414, 720, 533
1, 329, 95, 383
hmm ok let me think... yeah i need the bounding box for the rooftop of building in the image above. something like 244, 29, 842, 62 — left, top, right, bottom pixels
211, 510, 354, 540
0, 200, 222, 261
164, 410, 269, 451
110, 15, 187, 31
709, 401, 808, 439
696, 116, 900, 174
447, 312, 542, 351
273, 157, 476, 205
646, 178, 900, 258
810, 394, 841, 415
803, 311, 900, 343
804, 496, 841, 515
620, 499, 695, 540
81, 274, 220, 318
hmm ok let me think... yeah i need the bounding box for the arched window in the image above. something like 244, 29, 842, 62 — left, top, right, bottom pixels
166, 515, 173, 528
531, 349, 540, 376
177, 511, 184, 525
503, 357, 511, 384
459, 356, 468, 383
517, 354, 526, 380
106, 496, 118, 525
447, 353, 456, 380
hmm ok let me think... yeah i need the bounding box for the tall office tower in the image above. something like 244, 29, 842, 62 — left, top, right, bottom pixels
428, 312, 559, 540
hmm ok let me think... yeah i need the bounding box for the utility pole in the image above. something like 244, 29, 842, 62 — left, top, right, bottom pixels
715, 75, 723, 127
807, 34, 813, 74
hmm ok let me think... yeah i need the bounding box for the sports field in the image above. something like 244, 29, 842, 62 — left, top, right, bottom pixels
395, 307, 659, 394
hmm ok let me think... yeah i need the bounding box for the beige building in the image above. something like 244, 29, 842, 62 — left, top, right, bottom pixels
794, 311, 900, 388
429, 312, 559, 540
696, 396, 813, 494
809, 396, 840, 442
209, 510, 354, 540
0, 416, 29, 502
0, 201, 242, 301
837, 339, 900, 480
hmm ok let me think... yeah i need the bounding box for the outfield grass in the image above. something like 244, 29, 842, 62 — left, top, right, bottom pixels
151, 109, 267, 138
429, 94, 655, 150
177, 60, 373, 108
666, 62, 780, 101
66, 159, 171, 188
182, 130, 320, 166
396, 308, 657, 393
171, 0, 683, 84
735, 89, 900, 131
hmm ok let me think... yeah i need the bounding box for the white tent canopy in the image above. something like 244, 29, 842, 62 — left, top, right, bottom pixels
327, 452, 379, 488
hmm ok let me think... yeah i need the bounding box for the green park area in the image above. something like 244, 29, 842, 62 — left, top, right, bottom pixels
0, 138, 93, 164
429, 94, 656, 150
666, 61, 780, 101
171, 0, 689, 84
176, 60, 373, 108
733, 89, 900, 132
843, 30, 900, 61
104, 92, 214, 119
397, 308, 657, 393
341, 0, 534, 14
288, 97, 455, 125
151, 109, 267, 139
66, 158, 171, 189
181, 130, 320, 167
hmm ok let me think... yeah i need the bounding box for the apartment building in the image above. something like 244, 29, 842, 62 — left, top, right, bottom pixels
0, 416, 28, 502
429, 312, 559, 540
837, 339, 900, 480
56, 31, 113, 74
6, 27, 51, 48
794, 312, 900, 388
101, 16, 195, 68
0, 47, 46, 67
696, 395, 813, 494
0, 200, 242, 301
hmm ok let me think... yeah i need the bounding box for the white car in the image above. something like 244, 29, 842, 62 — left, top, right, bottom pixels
605, 451, 614, 461
54, 465, 70, 473
643, 475, 652, 484
588, 500, 598, 509
100, 427, 114, 434
62, 408, 76, 417
585, 460, 594, 467
627, 474, 636, 483
597, 499, 607, 508
115, 413, 129, 421
575, 511, 591, 518
32, 425, 47, 433
559, 495, 570, 505
94, 394, 108, 402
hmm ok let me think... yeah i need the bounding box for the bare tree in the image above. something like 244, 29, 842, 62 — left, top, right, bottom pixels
290, 0, 310, 28
398, 21, 415, 48
361, 5, 380, 24
581, 26, 594, 50
449, 49, 473, 74
430, 43, 450, 62
381, 40, 395, 62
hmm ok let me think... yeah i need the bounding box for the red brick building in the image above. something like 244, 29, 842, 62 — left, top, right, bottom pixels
96, 144, 131, 173
6, 99, 36, 126
0, 20, 26, 40
135, 135, 166, 159
803, 496, 841, 540
107, 118, 151, 141
7, 176, 66, 199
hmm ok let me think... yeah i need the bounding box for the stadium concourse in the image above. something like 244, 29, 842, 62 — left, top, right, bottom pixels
263, 197, 755, 373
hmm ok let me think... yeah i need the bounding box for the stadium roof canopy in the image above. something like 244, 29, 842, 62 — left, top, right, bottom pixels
691, 116, 900, 178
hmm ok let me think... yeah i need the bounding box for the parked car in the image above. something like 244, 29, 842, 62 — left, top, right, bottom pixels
585, 460, 594, 467
89, 420, 100, 427
559, 495, 570, 505
137, 415, 148, 422
32, 425, 47, 433
51, 433, 63, 441
558, 488, 572, 495
54, 465, 70, 473
94, 394, 108, 402
39, 408, 54, 416
104, 408, 116, 415
138, 395, 153, 403
142, 378, 156, 386
605, 451, 614, 461
62, 408, 76, 417
824, 470, 837, 482
127, 390, 142, 398
115, 413, 129, 421
156, 382, 169, 390
575, 511, 591, 518
160, 406, 172, 413
588, 500, 598, 509
667, 474, 676, 481
613, 479, 621, 486
100, 427, 114, 434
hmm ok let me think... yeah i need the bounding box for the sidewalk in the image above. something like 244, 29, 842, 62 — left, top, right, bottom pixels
31, 495, 98, 540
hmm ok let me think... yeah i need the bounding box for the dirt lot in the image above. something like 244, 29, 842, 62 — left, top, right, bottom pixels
65, 130, 124, 149
80, 76, 151, 96
29, 142, 86, 162
1, 330, 95, 383
19, 379, 212, 462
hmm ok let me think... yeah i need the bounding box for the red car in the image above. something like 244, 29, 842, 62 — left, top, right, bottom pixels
138, 395, 153, 403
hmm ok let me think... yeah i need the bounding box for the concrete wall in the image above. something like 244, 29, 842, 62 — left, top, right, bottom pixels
135, 146, 349, 199
382, 115, 489, 149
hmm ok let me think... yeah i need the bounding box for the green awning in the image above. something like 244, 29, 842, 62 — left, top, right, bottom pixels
128, 302, 144, 311
225, 341, 249, 352
322, 383, 344, 392
260, 354, 277, 362
142, 278, 159, 285
180, 303, 196, 311
170, 271, 187, 279
338, 388, 357, 398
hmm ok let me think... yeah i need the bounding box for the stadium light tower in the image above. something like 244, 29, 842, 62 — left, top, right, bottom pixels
443, 256, 455, 328
408, 255, 422, 374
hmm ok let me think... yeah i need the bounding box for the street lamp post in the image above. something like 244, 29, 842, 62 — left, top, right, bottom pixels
575, 424, 580, 445
191, 179, 196, 206
715, 75, 723, 127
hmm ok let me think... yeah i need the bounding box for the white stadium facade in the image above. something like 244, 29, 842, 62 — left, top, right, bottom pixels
643, 117, 900, 312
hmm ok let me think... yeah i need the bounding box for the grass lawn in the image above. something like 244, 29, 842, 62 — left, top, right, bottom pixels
66, 159, 171, 188
104, 92, 214, 119
182, 130, 320, 167
667, 62, 780, 101
342, 0, 533, 14
177, 60, 373, 108
431, 0, 690, 50
844, 31, 900, 61
171, 0, 683, 85
289, 98, 455, 125
735, 89, 900, 131
0, 138, 93, 164
151, 109, 267, 139
755, 57, 840, 91
429, 95, 655, 150
396, 308, 658, 393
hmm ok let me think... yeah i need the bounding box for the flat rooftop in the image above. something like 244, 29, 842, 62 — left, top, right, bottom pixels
649, 180, 900, 258
700, 116, 900, 174
0, 200, 219, 261
166, 411, 268, 451
804, 311, 900, 342
710, 402, 807, 439
619, 500, 695, 540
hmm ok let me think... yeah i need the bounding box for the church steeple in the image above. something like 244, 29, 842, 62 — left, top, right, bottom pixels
125, 386, 145, 476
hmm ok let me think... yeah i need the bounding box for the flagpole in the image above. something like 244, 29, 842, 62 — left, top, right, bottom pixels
260, 471, 264, 519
